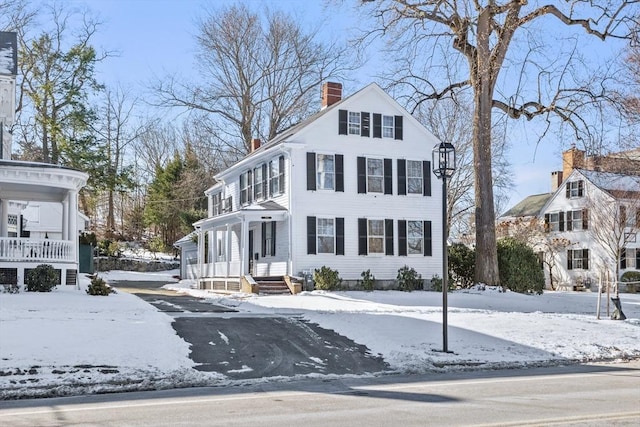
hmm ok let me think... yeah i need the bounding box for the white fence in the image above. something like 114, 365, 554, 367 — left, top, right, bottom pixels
0, 238, 74, 263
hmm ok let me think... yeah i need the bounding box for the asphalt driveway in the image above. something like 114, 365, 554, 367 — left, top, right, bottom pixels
111, 280, 389, 379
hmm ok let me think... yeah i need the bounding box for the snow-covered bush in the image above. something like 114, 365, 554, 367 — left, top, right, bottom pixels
360, 269, 375, 291
86, 276, 115, 296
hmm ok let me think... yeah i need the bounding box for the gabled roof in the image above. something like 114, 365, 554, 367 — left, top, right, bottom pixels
501, 193, 552, 218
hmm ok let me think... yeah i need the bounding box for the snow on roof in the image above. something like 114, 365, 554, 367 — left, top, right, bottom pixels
501, 193, 553, 218
579, 169, 640, 195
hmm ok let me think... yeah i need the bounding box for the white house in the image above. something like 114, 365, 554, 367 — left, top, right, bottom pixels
0, 32, 88, 287
191, 82, 444, 293
538, 168, 640, 290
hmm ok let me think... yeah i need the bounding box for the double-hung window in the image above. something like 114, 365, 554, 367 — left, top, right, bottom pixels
269, 156, 285, 196
566, 180, 584, 198
240, 171, 252, 206
398, 220, 432, 256
368, 220, 385, 254
348, 111, 361, 135
407, 160, 423, 194
367, 158, 384, 193
317, 154, 335, 190
407, 221, 424, 255
545, 212, 565, 232
358, 218, 394, 256
253, 164, 266, 201
567, 249, 589, 270
211, 193, 222, 216
382, 115, 394, 138
306, 216, 344, 255
566, 210, 587, 231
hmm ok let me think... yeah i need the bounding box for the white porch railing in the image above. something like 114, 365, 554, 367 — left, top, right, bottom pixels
0, 238, 74, 263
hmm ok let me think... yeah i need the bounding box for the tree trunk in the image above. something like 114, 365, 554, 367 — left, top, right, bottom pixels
472, 87, 500, 286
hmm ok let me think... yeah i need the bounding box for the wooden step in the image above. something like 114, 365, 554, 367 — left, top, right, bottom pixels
256, 277, 291, 295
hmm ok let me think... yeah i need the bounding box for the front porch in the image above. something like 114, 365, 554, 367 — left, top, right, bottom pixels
0, 237, 78, 286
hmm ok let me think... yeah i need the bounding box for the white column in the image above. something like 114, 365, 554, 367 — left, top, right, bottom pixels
62, 196, 69, 241
240, 218, 248, 277
0, 198, 8, 237
196, 227, 204, 280
225, 224, 231, 277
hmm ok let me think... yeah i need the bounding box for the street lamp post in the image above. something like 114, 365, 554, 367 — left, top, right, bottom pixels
432, 142, 456, 353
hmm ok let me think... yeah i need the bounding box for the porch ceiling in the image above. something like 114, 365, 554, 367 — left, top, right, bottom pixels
195, 207, 288, 231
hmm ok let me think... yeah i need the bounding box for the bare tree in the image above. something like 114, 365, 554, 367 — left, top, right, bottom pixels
359, 0, 639, 286
153, 3, 356, 156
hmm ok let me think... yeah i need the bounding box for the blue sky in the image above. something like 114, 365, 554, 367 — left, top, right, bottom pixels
65, 0, 627, 212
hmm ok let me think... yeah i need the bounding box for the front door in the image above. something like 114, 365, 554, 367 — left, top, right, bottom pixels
248, 229, 255, 276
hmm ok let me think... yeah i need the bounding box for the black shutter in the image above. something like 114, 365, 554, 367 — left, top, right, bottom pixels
559, 211, 565, 232
636, 207, 640, 227
424, 221, 432, 256
544, 214, 550, 233
271, 221, 276, 256
278, 155, 285, 194
262, 164, 267, 197
394, 115, 403, 140
423, 161, 431, 196
338, 109, 348, 135
398, 220, 407, 256
385, 219, 394, 255
307, 152, 316, 191
384, 158, 393, 195
361, 112, 370, 137
621, 248, 627, 270
335, 154, 344, 192
583, 249, 589, 269
566, 211, 573, 231
582, 209, 588, 230
240, 173, 246, 205
336, 217, 344, 255
567, 250, 573, 270
397, 159, 407, 195
307, 216, 316, 254
620, 206, 627, 225
565, 182, 570, 198
247, 170, 253, 203
636, 249, 640, 269
578, 180, 584, 197
373, 113, 382, 138
358, 218, 368, 255
357, 157, 366, 194
261, 222, 267, 257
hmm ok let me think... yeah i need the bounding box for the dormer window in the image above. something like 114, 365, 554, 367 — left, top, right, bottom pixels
565, 180, 584, 198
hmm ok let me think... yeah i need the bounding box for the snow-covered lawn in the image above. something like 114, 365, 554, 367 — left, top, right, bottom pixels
1, 269, 638, 399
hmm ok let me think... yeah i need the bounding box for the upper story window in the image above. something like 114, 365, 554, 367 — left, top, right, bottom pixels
339, 110, 401, 140
397, 159, 431, 196
306, 216, 345, 255
357, 157, 392, 194
565, 180, 584, 198
307, 152, 344, 192
545, 212, 563, 232
212, 193, 222, 216
348, 111, 361, 135
620, 206, 639, 228
567, 249, 589, 270
253, 164, 267, 201
566, 209, 588, 231
382, 115, 394, 138
620, 247, 639, 270
240, 170, 253, 206
269, 156, 285, 196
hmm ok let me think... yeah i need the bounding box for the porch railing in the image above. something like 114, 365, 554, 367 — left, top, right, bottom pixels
0, 238, 74, 263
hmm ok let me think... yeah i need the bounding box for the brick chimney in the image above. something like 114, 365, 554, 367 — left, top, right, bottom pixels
321, 82, 342, 109
562, 146, 584, 178
550, 171, 563, 191
250, 138, 261, 152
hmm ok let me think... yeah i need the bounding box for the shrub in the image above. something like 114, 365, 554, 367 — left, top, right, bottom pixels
86, 276, 115, 296
25, 264, 58, 292
497, 237, 544, 294
397, 265, 422, 292
360, 269, 375, 291
313, 266, 342, 291
430, 274, 455, 292
1, 283, 20, 294
449, 243, 475, 288
620, 271, 640, 282
98, 239, 121, 257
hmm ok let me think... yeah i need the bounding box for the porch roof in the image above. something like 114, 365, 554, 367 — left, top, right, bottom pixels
0, 160, 88, 202
194, 201, 288, 231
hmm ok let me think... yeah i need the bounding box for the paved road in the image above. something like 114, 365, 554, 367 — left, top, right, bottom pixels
111, 280, 389, 379
1, 362, 638, 426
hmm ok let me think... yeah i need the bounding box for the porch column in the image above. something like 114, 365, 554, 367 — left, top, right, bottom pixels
68, 191, 78, 267
0, 198, 8, 237
196, 227, 204, 280
225, 224, 231, 277
240, 217, 248, 276
62, 195, 69, 241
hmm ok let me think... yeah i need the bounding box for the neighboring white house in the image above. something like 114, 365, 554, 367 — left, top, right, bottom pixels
190, 82, 444, 293
538, 168, 640, 290
0, 32, 88, 287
